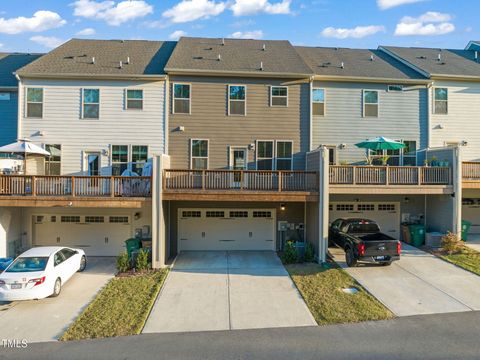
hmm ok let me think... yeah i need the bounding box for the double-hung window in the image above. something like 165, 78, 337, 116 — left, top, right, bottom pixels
126, 89, 143, 110
402, 141, 417, 166
111, 145, 128, 175
26, 88, 43, 118
191, 139, 208, 169
173, 84, 190, 114
228, 85, 246, 116
363, 90, 379, 117
45, 144, 61, 175
276, 141, 293, 170
271, 86, 288, 107
82, 89, 100, 119
256, 141, 274, 170
312, 88, 325, 116
434, 88, 448, 114
131, 145, 148, 174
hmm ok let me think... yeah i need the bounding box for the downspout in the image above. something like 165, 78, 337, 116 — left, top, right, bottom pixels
164, 76, 170, 155
426, 82, 434, 149
15, 74, 22, 142
309, 76, 314, 152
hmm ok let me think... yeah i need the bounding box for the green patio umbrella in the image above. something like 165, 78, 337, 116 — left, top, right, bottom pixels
355, 137, 405, 151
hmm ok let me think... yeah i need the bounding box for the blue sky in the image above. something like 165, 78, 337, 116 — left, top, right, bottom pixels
0, 0, 477, 53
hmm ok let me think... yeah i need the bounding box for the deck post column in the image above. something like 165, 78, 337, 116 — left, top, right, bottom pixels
318, 146, 329, 263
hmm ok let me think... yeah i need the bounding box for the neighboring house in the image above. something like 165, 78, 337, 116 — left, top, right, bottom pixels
0, 53, 42, 146
466, 40, 480, 52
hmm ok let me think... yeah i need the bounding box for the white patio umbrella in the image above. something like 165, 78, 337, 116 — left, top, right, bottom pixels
0, 139, 50, 174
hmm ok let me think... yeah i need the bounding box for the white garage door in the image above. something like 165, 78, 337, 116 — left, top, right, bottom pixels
329, 202, 400, 239
33, 214, 131, 256
178, 209, 276, 251
462, 202, 480, 234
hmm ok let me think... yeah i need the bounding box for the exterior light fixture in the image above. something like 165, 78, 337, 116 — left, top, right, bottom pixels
280, 203, 286, 211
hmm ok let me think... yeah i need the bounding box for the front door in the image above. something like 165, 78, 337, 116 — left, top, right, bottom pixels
229, 147, 247, 187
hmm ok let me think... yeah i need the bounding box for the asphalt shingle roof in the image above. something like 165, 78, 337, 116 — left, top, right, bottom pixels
381, 46, 480, 78
0, 53, 42, 86
295, 46, 426, 80
165, 37, 313, 76
17, 39, 176, 77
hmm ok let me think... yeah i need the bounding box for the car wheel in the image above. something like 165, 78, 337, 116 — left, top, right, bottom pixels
382, 261, 392, 266
78, 255, 87, 272
345, 247, 358, 267
51, 278, 62, 297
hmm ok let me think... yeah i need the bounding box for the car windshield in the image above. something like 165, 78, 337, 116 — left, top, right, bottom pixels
348, 223, 380, 234
5, 257, 49, 273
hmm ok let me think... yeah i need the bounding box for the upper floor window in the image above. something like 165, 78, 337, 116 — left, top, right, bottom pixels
132, 145, 148, 174
312, 88, 325, 116
26, 88, 43, 118
191, 139, 208, 169
434, 88, 448, 114
82, 89, 100, 119
126, 89, 143, 110
111, 145, 128, 175
228, 85, 246, 116
271, 86, 288, 107
276, 141, 293, 170
363, 90, 378, 117
173, 83, 190, 114
256, 140, 274, 170
0, 92, 11, 101
45, 144, 61, 175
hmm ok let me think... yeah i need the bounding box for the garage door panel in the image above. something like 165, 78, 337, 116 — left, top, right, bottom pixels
462, 204, 480, 234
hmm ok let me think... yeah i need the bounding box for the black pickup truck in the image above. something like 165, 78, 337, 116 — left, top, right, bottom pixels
329, 218, 401, 267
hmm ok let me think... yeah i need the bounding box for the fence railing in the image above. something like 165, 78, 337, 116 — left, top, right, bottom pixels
0, 175, 152, 197
163, 170, 319, 192
329, 166, 451, 185
462, 162, 480, 180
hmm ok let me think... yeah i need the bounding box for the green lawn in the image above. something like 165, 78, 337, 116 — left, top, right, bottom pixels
61, 270, 168, 341
439, 246, 480, 276
286, 263, 393, 325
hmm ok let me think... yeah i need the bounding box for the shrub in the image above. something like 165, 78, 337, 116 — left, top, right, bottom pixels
135, 248, 151, 271
282, 241, 299, 264
441, 232, 462, 254
116, 251, 130, 273
304, 242, 315, 262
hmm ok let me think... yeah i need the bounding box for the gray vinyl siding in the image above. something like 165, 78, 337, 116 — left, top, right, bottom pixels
312, 81, 428, 164
19, 78, 165, 175
169, 76, 310, 170
0, 91, 18, 146
429, 81, 480, 161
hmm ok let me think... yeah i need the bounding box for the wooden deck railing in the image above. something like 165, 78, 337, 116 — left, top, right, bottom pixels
163, 170, 319, 192
463, 162, 480, 180
329, 166, 452, 185
0, 175, 152, 197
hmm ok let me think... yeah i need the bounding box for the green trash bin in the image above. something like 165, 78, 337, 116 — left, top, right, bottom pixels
409, 224, 425, 247
125, 238, 141, 258
461, 220, 472, 241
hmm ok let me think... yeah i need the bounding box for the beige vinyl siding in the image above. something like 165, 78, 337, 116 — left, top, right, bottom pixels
312, 81, 427, 164
169, 76, 310, 170
19, 79, 165, 175
429, 81, 480, 162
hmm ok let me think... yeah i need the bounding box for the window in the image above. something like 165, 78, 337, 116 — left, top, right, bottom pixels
109, 216, 129, 223
271, 86, 288, 107
191, 139, 208, 169
312, 88, 325, 116
206, 211, 225, 218
0, 92, 11, 101
82, 89, 99, 119
230, 211, 248, 218
182, 211, 201, 218
45, 144, 61, 175
61, 216, 81, 223
173, 83, 190, 114
256, 141, 274, 170
228, 85, 246, 116
378, 204, 395, 211
276, 141, 293, 170
85, 216, 104, 223
336, 204, 354, 211
126, 89, 143, 110
253, 211, 272, 218
112, 145, 128, 175
388, 85, 403, 92
326, 146, 337, 165
386, 147, 400, 166
434, 88, 448, 114
363, 90, 379, 117
132, 145, 148, 174
358, 204, 375, 211
402, 141, 417, 166
53, 252, 66, 267
26, 88, 43, 118
61, 248, 76, 260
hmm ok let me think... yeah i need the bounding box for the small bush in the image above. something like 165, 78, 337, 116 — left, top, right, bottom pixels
116, 251, 131, 273
282, 241, 299, 264
442, 232, 462, 254
135, 249, 151, 271
304, 242, 315, 262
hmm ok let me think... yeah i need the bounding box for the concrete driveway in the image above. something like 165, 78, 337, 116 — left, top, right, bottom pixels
143, 251, 316, 333
330, 244, 480, 316
464, 234, 480, 252
0, 257, 116, 343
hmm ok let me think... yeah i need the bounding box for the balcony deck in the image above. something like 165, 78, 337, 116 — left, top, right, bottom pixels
462, 162, 480, 189
0, 175, 151, 208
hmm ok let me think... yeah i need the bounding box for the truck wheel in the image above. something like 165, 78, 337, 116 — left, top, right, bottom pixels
382, 261, 392, 266
345, 248, 358, 267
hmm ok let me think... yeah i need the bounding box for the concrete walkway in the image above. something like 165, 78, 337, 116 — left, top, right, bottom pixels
330, 244, 480, 316
143, 251, 316, 333
0, 257, 116, 342
464, 234, 480, 252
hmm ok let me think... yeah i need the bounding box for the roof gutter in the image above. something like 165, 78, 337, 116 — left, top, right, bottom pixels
165, 68, 313, 79
14, 72, 167, 81
312, 74, 431, 85
430, 74, 480, 82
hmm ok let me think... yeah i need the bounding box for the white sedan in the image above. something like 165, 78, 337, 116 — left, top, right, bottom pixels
0, 246, 87, 301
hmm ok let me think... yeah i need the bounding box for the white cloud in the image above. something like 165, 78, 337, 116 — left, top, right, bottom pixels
169, 30, 187, 40
30, 36, 65, 49
76, 27, 96, 36
394, 12, 455, 36
377, 0, 426, 10
0, 11, 66, 35
73, 0, 153, 26
230, 30, 264, 39
230, 0, 291, 16
163, 0, 226, 23
321, 25, 385, 39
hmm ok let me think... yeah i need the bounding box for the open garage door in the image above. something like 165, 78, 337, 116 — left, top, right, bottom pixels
329, 202, 400, 239
462, 200, 480, 234
33, 214, 131, 256
178, 209, 276, 251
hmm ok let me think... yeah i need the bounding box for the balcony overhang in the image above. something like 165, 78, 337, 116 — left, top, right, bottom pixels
162, 190, 319, 202
329, 185, 454, 195
0, 196, 150, 208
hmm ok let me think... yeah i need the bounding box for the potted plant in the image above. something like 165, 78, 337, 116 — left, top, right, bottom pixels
430, 156, 438, 167
380, 154, 390, 166
424, 159, 430, 167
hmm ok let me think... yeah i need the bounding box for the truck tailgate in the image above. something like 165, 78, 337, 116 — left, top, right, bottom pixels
364, 240, 399, 257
